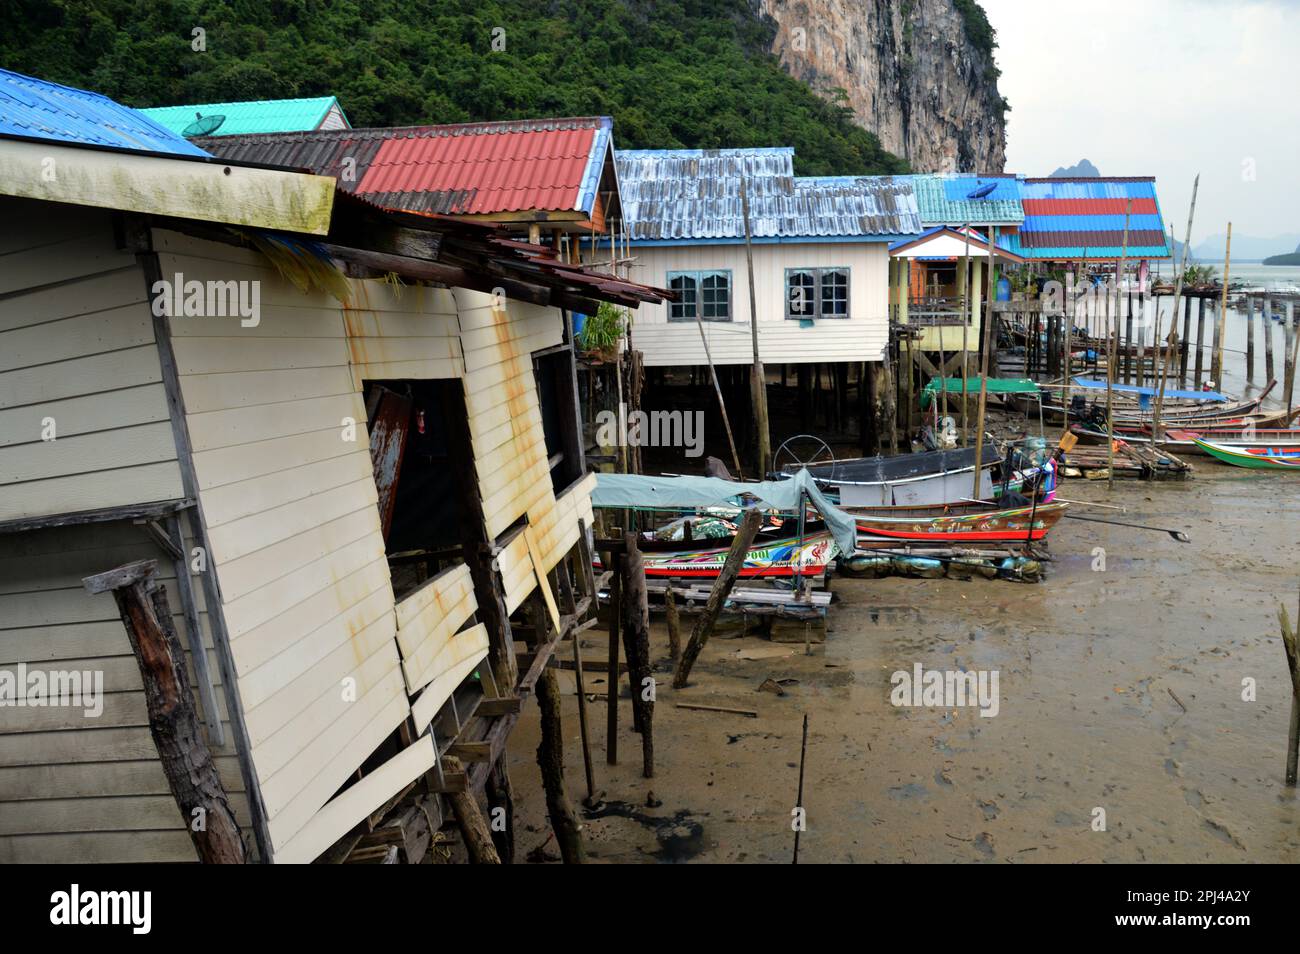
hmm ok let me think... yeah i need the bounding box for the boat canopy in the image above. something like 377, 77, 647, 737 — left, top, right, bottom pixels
591, 469, 859, 555
920, 376, 1040, 408
1071, 376, 1227, 403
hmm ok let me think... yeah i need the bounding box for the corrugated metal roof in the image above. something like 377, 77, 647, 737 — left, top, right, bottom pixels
1010, 176, 1170, 260
140, 96, 348, 136
0, 67, 209, 157
199, 117, 612, 218
907, 173, 1025, 226
616, 149, 920, 241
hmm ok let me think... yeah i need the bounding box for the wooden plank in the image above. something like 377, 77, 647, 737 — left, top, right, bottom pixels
525, 526, 562, 631
0, 267, 145, 334
199, 451, 374, 531
179, 366, 356, 416
400, 620, 489, 698
0, 345, 163, 410
185, 392, 365, 453
0, 462, 186, 525
0, 756, 245, 800
205, 478, 377, 566
273, 734, 436, 865
0, 384, 171, 449
0, 829, 209, 864
409, 636, 491, 733
0, 793, 252, 836
170, 336, 349, 376
0, 304, 155, 374
393, 563, 473, 631
0, 139, 335, 235
0, 420, 177, 486
191, 426, 362, 491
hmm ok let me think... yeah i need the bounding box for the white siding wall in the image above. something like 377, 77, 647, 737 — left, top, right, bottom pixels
624, 241, 890, 367
0, 198, 184, 523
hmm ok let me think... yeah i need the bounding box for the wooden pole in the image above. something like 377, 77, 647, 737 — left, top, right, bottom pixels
1178, 295, 1192, 382
606, 551, 621, 764
1108, 205, 1132, 491
484, 759, 516, 863
1264, 298, 1275, 383
961, 223, 972, 444
741, 179, 771, 475
792, 712, 809, 865
1212, 222, 1232, 384
664, 584, 682, 662
673, 509, 763, 688
1196, 294, 1209, 386
970, 226, 998, 499
1277, 600, 1299, 786
1153, 175, 1199, 441
1285, 301, 1298, 418
83, 560, 246, 864
621, 532, 654, 778
1245, 294, 1255, 382
442, 755, 502, 864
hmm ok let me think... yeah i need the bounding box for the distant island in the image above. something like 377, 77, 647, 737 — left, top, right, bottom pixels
1049, 158, 1100, 178
1262, 252, 1300, 266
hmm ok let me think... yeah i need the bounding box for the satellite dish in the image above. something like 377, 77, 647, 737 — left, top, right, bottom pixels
966, 182, 997, 200
181, 112, 226, 137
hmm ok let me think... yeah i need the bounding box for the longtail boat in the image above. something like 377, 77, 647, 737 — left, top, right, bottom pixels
850, 501, 1069, 546
1192, 439, 1300, 470
629, 529, 839, 579
791, 445, 1001, 507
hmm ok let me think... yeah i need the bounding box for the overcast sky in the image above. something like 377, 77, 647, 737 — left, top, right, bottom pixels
980, 0, 1299, 248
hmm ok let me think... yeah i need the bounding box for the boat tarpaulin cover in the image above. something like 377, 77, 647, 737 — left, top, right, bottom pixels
591, 469, 858, 555
921, 376, 1040, 408
1070, 376, 1227, 402
798, 443, 1001, 483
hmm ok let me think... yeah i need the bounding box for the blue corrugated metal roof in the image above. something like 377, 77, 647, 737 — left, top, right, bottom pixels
0, 68, 209, 157
907, 173, 1025, 226
140, 96, 348, 137
616, 149, 920, 241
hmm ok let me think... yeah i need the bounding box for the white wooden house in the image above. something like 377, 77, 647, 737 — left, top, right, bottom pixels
0, 70, 663, 863
614, 150, 921, 368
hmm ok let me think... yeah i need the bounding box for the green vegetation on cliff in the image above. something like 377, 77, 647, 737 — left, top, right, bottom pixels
0, 0, 909, 176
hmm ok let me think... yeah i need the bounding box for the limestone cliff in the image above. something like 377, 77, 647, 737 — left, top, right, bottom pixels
754, 0, 1007, 173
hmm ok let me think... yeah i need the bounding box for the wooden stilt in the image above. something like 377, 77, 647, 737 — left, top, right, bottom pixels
621, 532, 654, 778
1265, 298, 1276, 383
1245, 295, 1256, 382
664, 584, 682, 662
606, 550, 621, 764
1195, 296, 1208, 386
443, 755, 502, 864
1276, 601, 1299, 787
83, 560, 246, 864
672, 510, 763, 689
484, 758, 515, 863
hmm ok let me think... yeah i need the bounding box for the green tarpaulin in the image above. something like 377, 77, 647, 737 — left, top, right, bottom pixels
920, 377, 1040, 409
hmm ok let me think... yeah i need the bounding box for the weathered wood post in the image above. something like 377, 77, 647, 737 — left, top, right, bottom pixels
484, 759, 515, 863
1283, 302, 1296, 416
605, 547, 622, 764
1178, 295, 1192, 381
1276, 602, 1299, 786
82, 559, 245, 864
621, 532, 654, 778
1265, 298, 1276, 383
443, 755, 502, 864
664, 584, 682, 662
1245, 295, 1255, 382
673, 509, 763, 689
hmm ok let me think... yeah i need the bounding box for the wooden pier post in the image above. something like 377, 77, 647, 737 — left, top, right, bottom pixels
1212, 223, 1232, 384
1179, 295, 1192, 382
484, 760, 516, 863
621, 532, 654, 778
673, 509, 763, 689
1209, 298, 1222, 387
1264, 298, 1275, 383
606, 550, 622, 764
1245, 295, 1255, 382
1284, 301, 1297, 416
443, 755, 502, 864
1194, 296, 1208, 387
1124, 296, 1135, 384
1277, 602, 1299, 787
83, 560, 246, 864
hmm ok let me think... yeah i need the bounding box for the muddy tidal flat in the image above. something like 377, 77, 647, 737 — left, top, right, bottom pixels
507, 460, 1300, 863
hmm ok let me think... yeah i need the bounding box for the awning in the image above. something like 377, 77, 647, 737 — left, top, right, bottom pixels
921, 376, 1040, 409
591, 469, 858, 555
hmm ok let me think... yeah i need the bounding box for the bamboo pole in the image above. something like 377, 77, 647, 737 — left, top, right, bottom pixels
961, 223, 972, 445
1152, 175, 1200, 442
1107, 205, 1132, 491
741, 179, 770, 475
971, 226, 998, 500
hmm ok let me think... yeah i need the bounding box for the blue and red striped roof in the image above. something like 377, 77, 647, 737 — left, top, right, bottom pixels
1005, 177, 1170, 261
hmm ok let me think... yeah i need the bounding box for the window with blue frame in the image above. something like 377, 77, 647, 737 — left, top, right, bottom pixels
668, 270, 732, 321
785, 267, 850, 319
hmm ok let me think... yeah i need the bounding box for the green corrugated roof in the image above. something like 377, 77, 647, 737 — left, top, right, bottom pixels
908, 174, 1024, 227
139, 96, 348, 137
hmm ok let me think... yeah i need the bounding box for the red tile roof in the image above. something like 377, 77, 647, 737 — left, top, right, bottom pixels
198, 117, 613, 220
